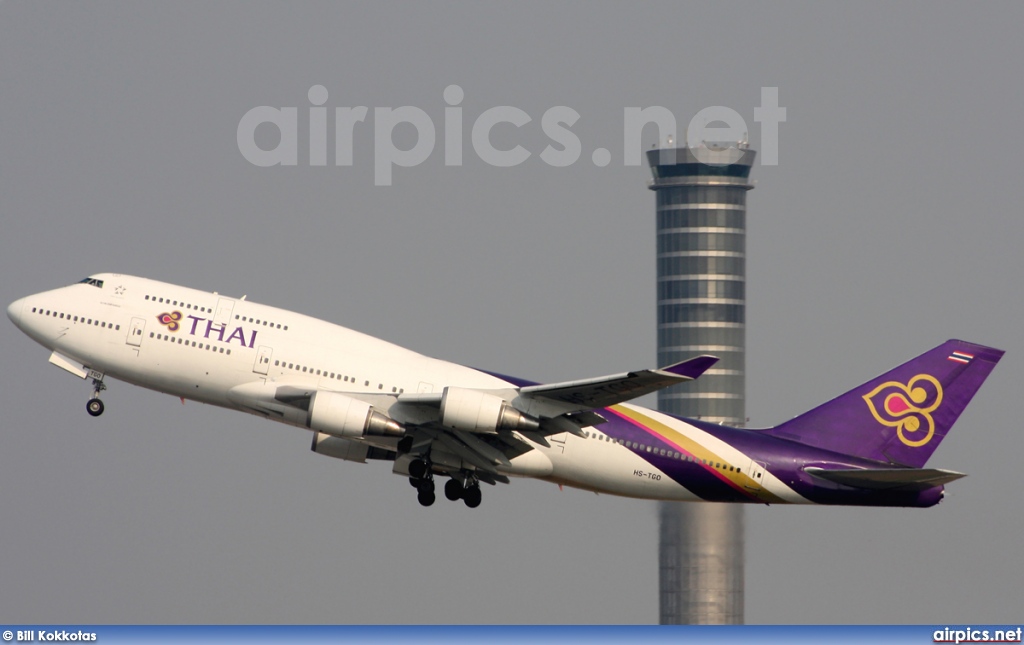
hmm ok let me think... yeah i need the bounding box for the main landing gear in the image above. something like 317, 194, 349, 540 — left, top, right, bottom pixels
86, 377, 107, 417
408, 459, 483, 508
408, 458, 436, 507
445, 477, 482, 508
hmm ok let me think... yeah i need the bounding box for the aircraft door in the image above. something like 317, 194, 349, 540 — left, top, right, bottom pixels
746, 460, 766, 490
126, 317, 146, 347
214, 298, 235, 326
253, 346, 273, 375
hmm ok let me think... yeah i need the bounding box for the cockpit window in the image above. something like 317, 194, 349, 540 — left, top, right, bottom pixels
77, 277, 104, 288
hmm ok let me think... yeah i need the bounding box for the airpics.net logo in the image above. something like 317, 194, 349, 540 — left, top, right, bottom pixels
236, 85, 786, 186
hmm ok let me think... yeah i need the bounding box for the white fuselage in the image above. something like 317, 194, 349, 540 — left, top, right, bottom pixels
7, 274, 806, 505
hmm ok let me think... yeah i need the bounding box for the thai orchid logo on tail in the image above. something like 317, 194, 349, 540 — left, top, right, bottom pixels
863, 375, 943, 447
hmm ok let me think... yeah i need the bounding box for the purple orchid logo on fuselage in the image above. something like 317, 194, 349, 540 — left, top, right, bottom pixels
862, 374, 943, 447
157, 311, 183, 331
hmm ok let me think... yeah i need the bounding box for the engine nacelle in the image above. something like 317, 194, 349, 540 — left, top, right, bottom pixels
439, 387, 540, 433
308, 391, 403, 438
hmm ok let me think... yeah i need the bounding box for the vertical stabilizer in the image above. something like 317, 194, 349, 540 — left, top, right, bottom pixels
762, 340, 1003, 467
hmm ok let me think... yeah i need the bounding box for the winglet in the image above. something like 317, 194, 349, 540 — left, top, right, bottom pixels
661, 355, 719, 380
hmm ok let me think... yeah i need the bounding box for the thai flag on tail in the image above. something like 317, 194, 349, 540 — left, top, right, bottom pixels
948, 350, 974, 364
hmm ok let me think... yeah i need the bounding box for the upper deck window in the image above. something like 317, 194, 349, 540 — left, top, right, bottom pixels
77, 277, 104, 288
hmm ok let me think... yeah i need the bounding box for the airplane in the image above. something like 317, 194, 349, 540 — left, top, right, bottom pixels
7, 273, 1003, 509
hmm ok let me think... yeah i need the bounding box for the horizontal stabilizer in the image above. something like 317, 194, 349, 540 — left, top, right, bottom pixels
805, 467, 966, 491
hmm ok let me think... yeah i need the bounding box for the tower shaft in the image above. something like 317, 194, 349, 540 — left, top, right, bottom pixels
647, 146, 755, 625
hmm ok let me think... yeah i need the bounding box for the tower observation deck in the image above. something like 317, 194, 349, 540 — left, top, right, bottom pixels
646, 144, 755, 625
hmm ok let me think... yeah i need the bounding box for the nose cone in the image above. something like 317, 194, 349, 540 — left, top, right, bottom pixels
7, 297, 25, 329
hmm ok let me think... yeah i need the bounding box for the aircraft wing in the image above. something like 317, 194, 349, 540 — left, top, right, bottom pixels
515, 355, 719, 417
804, 467, 966, 491
229, 355, 718, 483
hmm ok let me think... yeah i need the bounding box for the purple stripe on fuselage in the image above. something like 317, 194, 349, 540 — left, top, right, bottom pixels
604, 411, 945, 507
597, 408, 756, 503
682, 417, 946, 507
473, 366, 945, 507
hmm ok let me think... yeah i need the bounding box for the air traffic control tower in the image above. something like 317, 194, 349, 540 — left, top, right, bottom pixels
647, 143, 755, 625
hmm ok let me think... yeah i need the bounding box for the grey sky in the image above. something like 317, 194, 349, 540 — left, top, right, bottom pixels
1, 1, 1021, 624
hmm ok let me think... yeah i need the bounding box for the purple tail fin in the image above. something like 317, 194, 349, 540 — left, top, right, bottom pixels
762, 340, 1003, 467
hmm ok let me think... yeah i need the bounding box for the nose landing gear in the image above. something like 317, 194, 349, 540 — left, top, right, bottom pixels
86, 377, 107, 417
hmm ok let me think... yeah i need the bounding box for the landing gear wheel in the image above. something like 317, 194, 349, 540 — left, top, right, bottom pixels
408, 459, 428, 479
86, 398, 105, 417
417, 490, 436, 507
409, 476, 421, 488
416, 478, 435, 495
444, 478, 464, 501
463, 485, 482, 508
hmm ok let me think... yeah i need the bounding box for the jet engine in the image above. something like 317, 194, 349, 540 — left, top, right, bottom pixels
308, 391, 403, 438
439, 387, 540, 433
